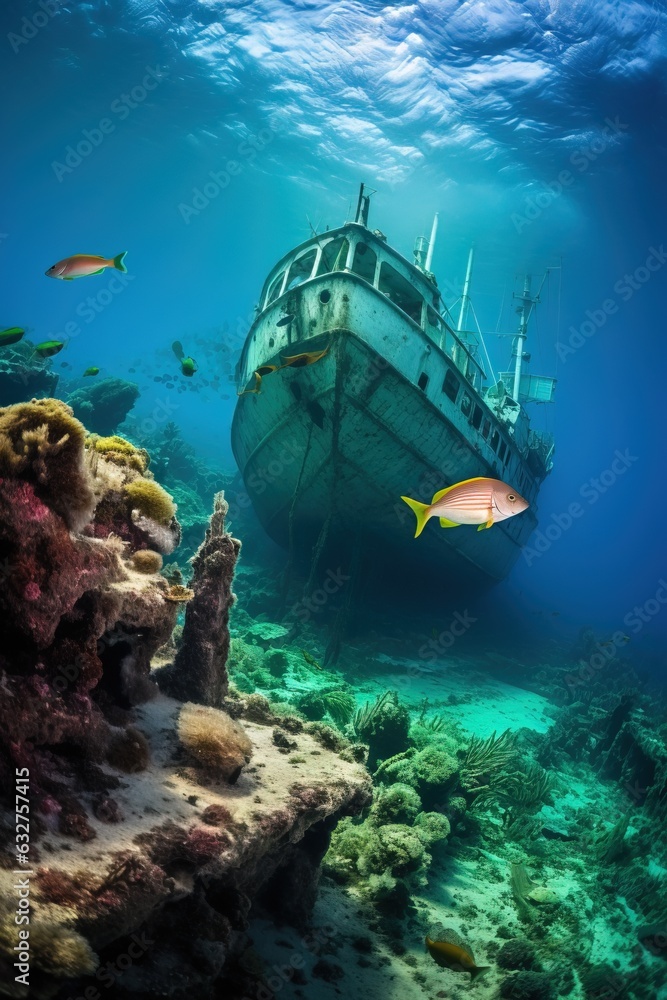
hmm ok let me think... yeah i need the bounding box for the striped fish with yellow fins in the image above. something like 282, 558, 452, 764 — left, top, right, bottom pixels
425, 927, 490, 980
401, 476, 529, 537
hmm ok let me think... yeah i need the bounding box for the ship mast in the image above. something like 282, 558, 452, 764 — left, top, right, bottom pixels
354, 183, 371, 226
511, 274, 532, 402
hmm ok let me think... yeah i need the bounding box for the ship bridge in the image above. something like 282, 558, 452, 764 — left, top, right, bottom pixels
254, 222, 487, 393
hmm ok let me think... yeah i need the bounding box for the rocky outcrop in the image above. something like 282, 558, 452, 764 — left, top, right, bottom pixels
157, 493, 241, 707
0, 398, 371, 1000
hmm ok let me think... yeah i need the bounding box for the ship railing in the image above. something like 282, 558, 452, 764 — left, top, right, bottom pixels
424, 306, 487, 390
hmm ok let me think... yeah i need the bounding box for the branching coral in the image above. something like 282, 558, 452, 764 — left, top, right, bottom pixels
178, 702, 252, 783
460, 729, 518, 793
352, 690, 410, 768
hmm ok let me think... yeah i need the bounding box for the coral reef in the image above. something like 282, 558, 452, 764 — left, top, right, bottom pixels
0, 399, 372, 999
0, 399, 179, 845
0, 397, 96, 530
0, 339, 59, 405
67, 376, 140, 435
352, 690, 411, 769
157, 493, 241, 706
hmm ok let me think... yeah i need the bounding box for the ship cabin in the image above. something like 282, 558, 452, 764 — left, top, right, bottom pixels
249, 222, 544, 508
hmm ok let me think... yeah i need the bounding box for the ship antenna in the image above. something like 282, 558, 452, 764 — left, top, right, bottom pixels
424, 213, 439, 271
354, 183, 373, 226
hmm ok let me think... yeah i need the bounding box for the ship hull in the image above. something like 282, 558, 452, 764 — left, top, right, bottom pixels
232, 295, 539, 589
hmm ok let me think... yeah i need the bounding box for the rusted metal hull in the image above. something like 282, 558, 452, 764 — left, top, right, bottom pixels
231, 275, 539, 588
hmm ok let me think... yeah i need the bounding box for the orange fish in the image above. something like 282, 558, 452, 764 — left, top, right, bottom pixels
402, 476, 529, 537
426, 932, 490, 980
237, 371, 263, 396
45, 252, 128, 280
281, 347, 329, 368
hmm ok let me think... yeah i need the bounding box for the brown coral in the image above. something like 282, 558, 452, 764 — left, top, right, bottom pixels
157, 492, 240, 705
178, 702, 252, 783
0, 397, 96, 530
132, 549, 164, 574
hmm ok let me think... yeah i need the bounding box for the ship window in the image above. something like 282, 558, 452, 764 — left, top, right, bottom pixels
378, 262, 422, 324
490, 429, 500, 452
427, 306, 443, 331
481, 418, 490, 439
265, 270, 285, 307
461, 392, 472, 417
351, 242, 377, 283
285, 249, 317, 291
417, 372, 429, 391
498, 440, 508, 461
471, 405, 483, 430
317, 237, 349, 276
442, 369, 459, 402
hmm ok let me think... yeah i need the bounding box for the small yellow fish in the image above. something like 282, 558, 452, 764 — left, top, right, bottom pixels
45, 252, 127, 280
281, 347, 329, 368
402, 476, 528, 537
301, 649, 323, 670
181, 357, 197, 377
83, 366, 100, 377
237, 371, 263, 396
426, 933, 490, 980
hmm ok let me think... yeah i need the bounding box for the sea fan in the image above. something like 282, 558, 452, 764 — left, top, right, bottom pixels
321, 690, 355, 727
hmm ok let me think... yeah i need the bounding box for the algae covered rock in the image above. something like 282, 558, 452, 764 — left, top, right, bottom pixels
370, 783, 422, 826
68, 375, 139, 435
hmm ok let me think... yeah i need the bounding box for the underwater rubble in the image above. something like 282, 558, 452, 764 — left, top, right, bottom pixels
0, 398, 371, 999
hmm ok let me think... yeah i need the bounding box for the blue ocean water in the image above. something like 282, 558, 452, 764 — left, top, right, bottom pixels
4, 5, 667, 1000
3, 2, 665, 654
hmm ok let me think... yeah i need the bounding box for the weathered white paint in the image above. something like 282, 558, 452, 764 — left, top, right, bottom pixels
232, 224, 553, 586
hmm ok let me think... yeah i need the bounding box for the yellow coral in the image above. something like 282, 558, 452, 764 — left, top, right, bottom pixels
0, 911, 98, 979
88, 434, 149, 473
163, 584, 194, 602
178, 703, 253, 782
124, 478, 176, 525
0, 398, 96, 530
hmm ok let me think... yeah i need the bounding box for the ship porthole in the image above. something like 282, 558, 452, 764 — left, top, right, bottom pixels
319, 289, 331, 304
269, 337, 275, 347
